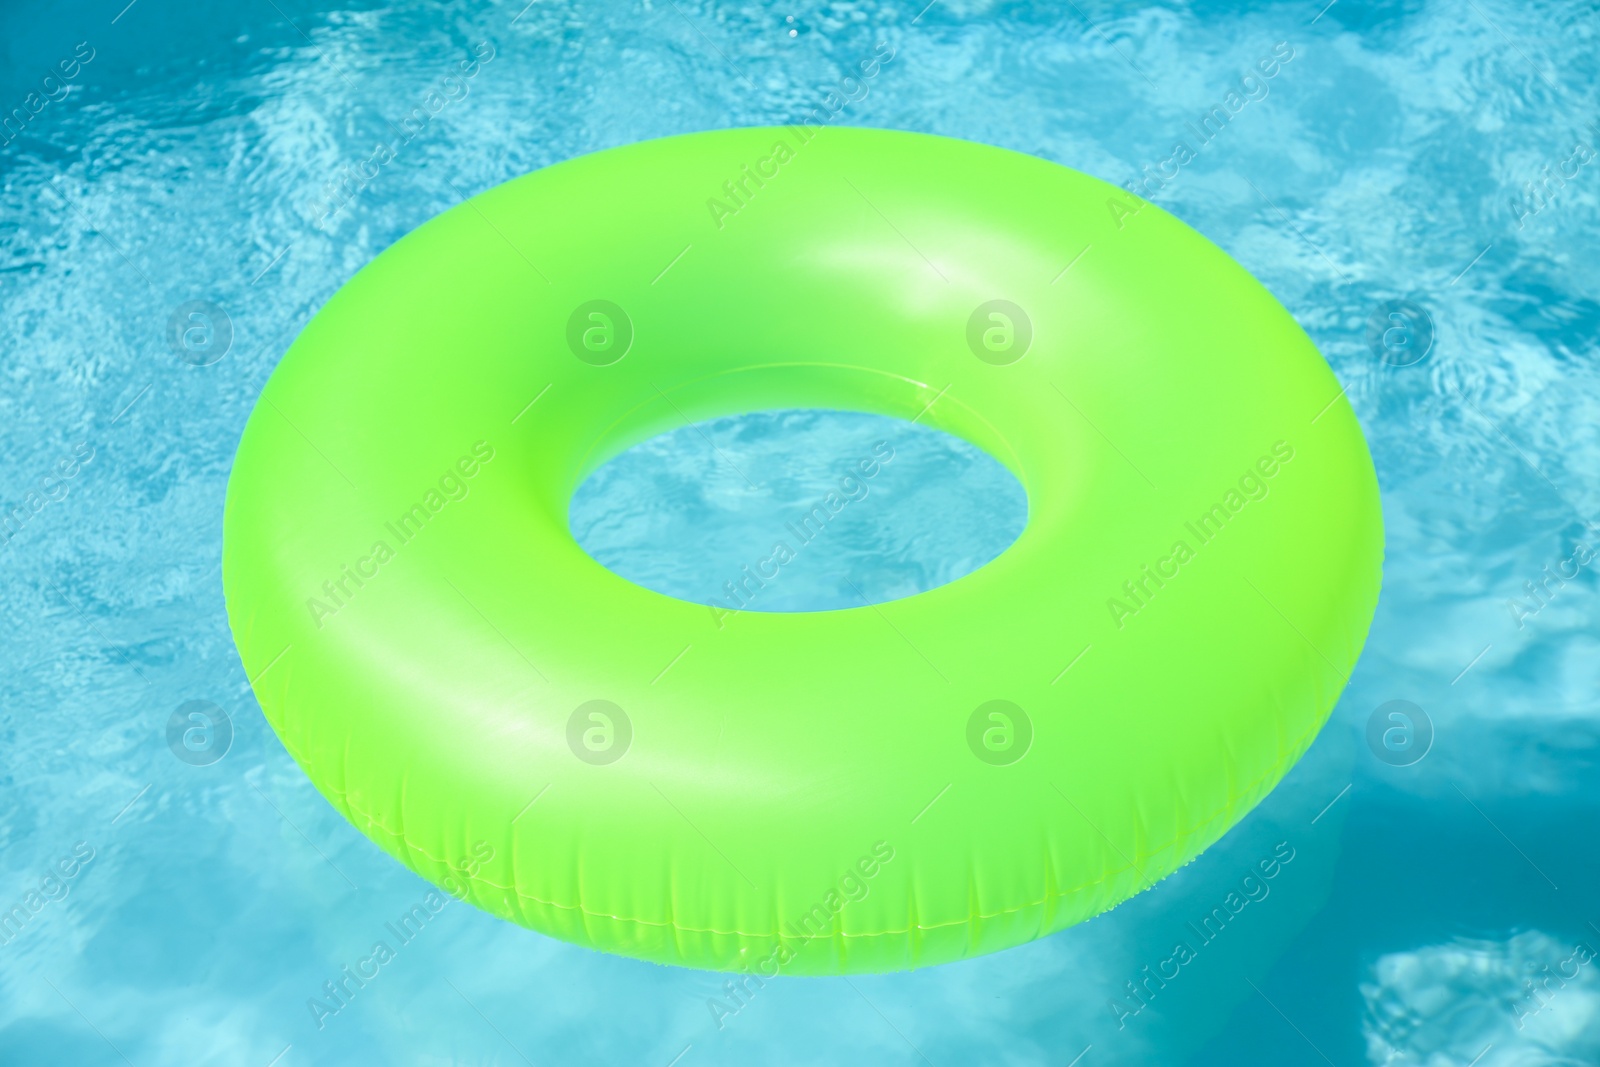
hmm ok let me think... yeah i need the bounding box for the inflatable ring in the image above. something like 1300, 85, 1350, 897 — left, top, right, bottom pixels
224, 127, 1381, 975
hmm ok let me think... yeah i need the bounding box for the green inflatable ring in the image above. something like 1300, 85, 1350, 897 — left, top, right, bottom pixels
224, 126, 1381, 975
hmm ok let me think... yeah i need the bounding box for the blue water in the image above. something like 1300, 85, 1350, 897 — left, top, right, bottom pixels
3, 1, 1599, 1064
570, 410, 1028, 612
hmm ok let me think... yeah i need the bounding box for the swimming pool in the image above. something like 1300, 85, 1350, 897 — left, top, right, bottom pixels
2, 0, 1598, 1064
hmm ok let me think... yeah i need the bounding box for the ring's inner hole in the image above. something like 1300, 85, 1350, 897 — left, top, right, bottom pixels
569, 409, 1028, 612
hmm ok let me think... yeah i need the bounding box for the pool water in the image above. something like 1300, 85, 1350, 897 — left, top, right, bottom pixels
3, 1, 1599, 1065
570, 410, 1028, 613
